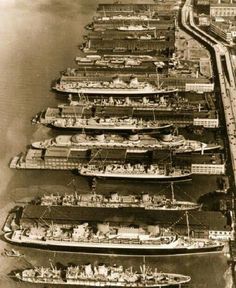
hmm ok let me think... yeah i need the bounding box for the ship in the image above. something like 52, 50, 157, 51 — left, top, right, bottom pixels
54, 76, 178, 95
51, 117, 172, 132
96, 14, 154, 21
5, 212, 224, 255
117, 24, 156, 31
31, 132, 221, 154
37, 185, 201, 211
78, 163, 192, 180
15, 261, 191, 287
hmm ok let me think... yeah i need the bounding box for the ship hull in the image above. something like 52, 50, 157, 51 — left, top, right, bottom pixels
5, 233, 223, 255
54, 87, 178, 95
16, 273, 191, 287
79, 172, 192, 181
16, 278, 190, 287
51, 124, 173, 132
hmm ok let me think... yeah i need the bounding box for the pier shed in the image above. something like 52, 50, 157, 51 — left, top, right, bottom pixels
19, 206, 232, 240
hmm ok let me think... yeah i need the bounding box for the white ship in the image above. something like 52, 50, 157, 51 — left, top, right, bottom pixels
31, 132, 221, 154
54, 77, 178, 95
52, 117, 172, 131
39, 189, 201, 211
97, 14, 153, 21
117, 24, 156, 31
78, 163, 192, 180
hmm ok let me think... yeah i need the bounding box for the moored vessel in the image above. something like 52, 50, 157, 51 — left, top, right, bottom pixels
52, 117, 172, 131
37, 188, 201, 211
15, 261, 191, 287
54, 77, 178, 95
5, 216, 224, 255
78, 163, 192, 180
117, 24, 156, 31
31, 132, 220, 154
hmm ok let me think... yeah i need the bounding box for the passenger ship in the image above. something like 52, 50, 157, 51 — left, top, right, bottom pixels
52, 117, 172, 131
78, 163, 192, 180
37, 188, 201, 211
54, 77, 178, 95
5, 212, 224, 255
31, 132, 220, 154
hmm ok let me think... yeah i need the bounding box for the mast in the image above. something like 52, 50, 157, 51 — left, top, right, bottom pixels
186, 211, 190, 239
155, 66, 159, 89
170, 181, 175, 201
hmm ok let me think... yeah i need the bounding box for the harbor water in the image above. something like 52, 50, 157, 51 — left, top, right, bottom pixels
0, 1, 230, 287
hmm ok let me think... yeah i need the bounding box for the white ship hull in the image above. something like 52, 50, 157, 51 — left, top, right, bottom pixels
79, 170, 192, 180
16, 272, 191, 287
54, 86, 178, 95
32, 136, 221, 154
5, 232, 224, 255
52, 122, 172, 131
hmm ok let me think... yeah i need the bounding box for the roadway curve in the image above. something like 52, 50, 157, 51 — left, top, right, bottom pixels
181, 0, 236, 186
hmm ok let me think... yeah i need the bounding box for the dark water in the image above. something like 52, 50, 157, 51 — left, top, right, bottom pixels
0, 1, 230, 287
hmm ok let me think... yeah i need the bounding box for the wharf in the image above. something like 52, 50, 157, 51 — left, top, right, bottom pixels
82, 37, 175, 55
85, 30, 174, 41
15, 205, 232, 241
38, 107, 218, 128
96, 3, 178, 16
10, 149, 225, 175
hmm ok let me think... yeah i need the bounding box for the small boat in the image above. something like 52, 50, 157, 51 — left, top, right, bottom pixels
15, 260, 191, 287
2, 248, 23, 257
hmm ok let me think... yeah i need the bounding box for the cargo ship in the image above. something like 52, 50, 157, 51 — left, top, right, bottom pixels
52, 117, 172, 131
15, 261, 191, 287
54, 77, 178, 95
78, 163, 192, 180
31, 132, 220, 154
5, 215, 224, 254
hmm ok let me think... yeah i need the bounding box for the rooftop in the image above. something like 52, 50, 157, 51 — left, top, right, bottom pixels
20, 205, 231, 231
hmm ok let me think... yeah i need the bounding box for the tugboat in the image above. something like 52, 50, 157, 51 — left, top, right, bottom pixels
54, 76, 178, 95
1, 248, 24, 258
51, 117, 172, 132
4, 212, 224, 255
15, 260, 191, 287
78, 163, 192, 180
37, 183, 201, 211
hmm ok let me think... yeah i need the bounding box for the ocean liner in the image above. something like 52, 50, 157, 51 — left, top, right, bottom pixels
52, 117, 172, 131
117, 24, 156, 31
78, 163, 192, 180
54, 77, 178, 95
31, 132, 220, 154
5, 213, 224, 255
36, 185, 201, 211
15, 261, 191, 287
58, 94, 201, 111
